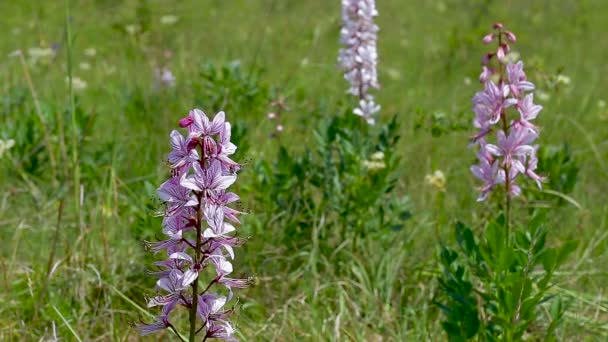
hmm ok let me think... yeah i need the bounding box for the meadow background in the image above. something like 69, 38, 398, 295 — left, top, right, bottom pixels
1, 0, 607, 340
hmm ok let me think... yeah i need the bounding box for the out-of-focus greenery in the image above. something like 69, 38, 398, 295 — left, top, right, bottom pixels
1, 0, 607, 340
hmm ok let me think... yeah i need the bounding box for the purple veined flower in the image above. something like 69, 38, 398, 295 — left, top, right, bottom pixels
190, 110, 226, 138
523, 149, 544, 188
203, 205, 236, 239
178, 109, 225, 137
158, 177, 198, 216
206, 321, 237, 341
506, 61, 534, 97
353, 95, 380, 125
162, 213, 194, 235
136, 315, 171, 336
167, 130, 199, 171
197, 294, 235, 339
146, 230, 183, 254
168, 252, 199, 287
180, 160, 237, 193
517, 93, 542, 123
210, 191, 243, 223
218, 276, 252, 302
471, 154, 504, 201
202, 205, 238, 260
148, 269, 189, 314
207, 249, 234, 277
472, 81, 518, 128
196, 293, 227, 322
485, 126, 537, 175
214, 123, 241, 173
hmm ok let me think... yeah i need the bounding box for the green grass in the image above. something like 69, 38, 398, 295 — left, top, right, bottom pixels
1, 0, 608, 340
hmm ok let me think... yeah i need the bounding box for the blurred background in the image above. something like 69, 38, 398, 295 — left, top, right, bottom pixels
1, 0, 607, 340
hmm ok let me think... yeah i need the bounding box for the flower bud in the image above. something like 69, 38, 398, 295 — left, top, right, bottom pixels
482, 33, 494, 44
179, 116, 193, 128
503, 30, 517, 42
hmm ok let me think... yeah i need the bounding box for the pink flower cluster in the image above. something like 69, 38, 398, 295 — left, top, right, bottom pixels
138, 109, 249, 340
471, 24, 544, 201
338, 0, 380, 125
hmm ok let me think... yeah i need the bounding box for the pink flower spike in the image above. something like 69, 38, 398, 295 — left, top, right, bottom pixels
141, 108, 248, 338
470, 24, 543, 200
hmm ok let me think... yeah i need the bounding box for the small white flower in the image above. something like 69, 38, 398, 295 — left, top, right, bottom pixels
370, 151, 384, 161
125, 24, 140, 35
84, 48, 97, 57
8, 50, 22, 58
66, 76, 88, 90
28, 47, 54, 58
154, 68, 176, 87
556, 74, 571, 86
536, 89, 550, 102
79, 62, 91, 70
0, 139, 16, 158
160, 15, 179, 25
363, 160, 386, 171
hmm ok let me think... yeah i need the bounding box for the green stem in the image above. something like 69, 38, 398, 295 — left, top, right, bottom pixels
189, 193, 203, 342
66, 0, 81, 236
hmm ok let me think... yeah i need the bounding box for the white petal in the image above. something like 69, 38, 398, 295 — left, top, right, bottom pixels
214, 175, 236, 190
182, 269, 198, 287
180, 177, 201, 191
224, 245, 235, 259
211, 296, 227, 313
203, 228, 217, 238
169, 252, 193, 262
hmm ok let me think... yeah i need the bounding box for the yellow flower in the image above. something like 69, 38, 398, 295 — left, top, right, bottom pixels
425, 170, 446, 192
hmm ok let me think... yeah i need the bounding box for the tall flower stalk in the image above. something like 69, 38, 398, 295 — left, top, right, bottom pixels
137, 109, 250, 341
338, 0, 380, 125
471, 23, 544, 237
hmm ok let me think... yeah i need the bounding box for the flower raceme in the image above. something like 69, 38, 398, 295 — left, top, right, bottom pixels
338, 0, 380, 125
471, 24, 544, 201
138, 109, 249, 341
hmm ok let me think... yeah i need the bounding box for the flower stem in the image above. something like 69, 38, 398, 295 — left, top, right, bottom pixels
189, 192, 203, 342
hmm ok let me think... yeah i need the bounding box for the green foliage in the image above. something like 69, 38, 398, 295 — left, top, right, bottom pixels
193, 61, 269, 117
249, 112, 410, 250
536, 144, 579, 201
437, 213, 578, 341
414, 109, 469, 138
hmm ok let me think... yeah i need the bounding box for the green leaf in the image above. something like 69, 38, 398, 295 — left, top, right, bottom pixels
556, 240, 578, 267
541, 248, 557, 273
